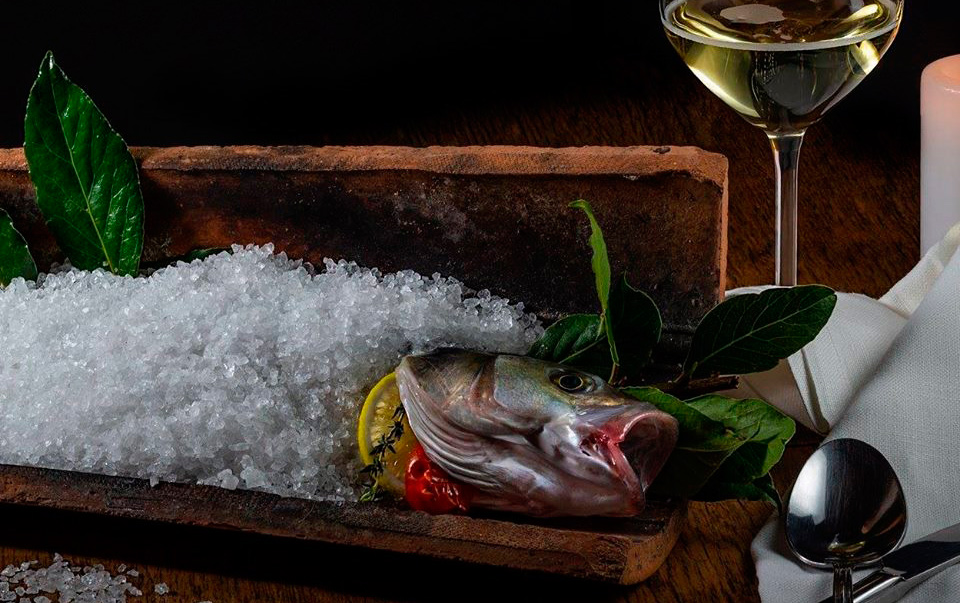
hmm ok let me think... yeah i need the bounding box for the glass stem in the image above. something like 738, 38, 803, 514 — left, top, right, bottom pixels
768, 131, 805, 287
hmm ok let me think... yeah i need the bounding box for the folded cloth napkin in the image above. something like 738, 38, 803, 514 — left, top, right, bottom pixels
745, 222, 960, 603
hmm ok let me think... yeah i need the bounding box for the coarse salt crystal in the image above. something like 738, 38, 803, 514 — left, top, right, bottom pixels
0, 555, 141, 602
0, 245, 541, 501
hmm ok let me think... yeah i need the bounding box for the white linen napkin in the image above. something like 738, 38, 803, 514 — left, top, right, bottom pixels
745, 222, 960, 603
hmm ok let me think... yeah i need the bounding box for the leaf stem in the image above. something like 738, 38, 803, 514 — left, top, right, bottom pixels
655, 375, 740, 399
608, 363, 620, 385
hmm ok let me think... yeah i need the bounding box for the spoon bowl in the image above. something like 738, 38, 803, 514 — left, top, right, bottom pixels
785, 438, 907, 603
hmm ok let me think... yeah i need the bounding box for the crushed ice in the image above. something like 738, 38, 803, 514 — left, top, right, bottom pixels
0, 245, 542, 501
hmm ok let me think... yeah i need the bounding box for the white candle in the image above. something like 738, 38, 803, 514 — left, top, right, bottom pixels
922, 55, 960, 253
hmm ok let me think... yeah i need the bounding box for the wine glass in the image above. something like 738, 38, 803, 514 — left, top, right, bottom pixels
660, 0, 903, 286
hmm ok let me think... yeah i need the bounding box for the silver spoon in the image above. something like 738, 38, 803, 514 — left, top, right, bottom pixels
785, 438, 908, 603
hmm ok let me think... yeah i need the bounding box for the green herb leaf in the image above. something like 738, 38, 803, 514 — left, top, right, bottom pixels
624, 387, 742, 498
528, 313, 605, 363
623, 387, 794, 505
622, 387, 733, 450
683, 285, 837, 378
569, 200, 617, 365
360, 401, 407, 502
0, 209, 38, 286
686, 395, 795, 483
609, 275, 661, 375
24, 51, 144, 276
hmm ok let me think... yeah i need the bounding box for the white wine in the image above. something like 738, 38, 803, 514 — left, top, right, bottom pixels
663, 0, 902, 132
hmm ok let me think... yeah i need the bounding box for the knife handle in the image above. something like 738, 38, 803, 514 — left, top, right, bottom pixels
817, 570, 902, 603
850, 570, 905, 603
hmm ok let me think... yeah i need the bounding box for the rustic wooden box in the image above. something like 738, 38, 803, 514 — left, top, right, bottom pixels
0, 145, 727, 584
0, 145, 727, 326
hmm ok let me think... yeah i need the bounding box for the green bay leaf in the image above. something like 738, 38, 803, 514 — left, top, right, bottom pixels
569, 200, 618, 365
686, 395, 795, 482
609, 275, 661, 376
624, 388, 795, 503
623, 387, 744, 498
528, 313, 606, 364
24, 52, 144, 276
0, 209, 38, 285
684, 285, 837, 378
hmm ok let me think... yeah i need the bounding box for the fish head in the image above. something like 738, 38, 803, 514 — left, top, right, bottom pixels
395, 349, 678, 517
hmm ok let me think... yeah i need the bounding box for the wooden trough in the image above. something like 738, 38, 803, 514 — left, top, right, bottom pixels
0, 145, 727, 584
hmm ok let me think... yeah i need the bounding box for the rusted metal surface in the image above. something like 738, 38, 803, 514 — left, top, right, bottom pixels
0, 145, 728, 327
0, 464, 685, 584
0, 145, 725, 583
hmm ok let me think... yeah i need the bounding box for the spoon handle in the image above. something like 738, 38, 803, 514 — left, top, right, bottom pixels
834, 565, 853, 603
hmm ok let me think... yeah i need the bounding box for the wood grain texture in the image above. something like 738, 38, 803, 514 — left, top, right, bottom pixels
380, 105, 919, 297
0, 145, 727, 331
0, 464, 686, 585
0, 488, 794, 603
0, 501, 766, 603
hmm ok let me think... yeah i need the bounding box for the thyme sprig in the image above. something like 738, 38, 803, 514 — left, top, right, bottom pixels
359, 403, 406, 502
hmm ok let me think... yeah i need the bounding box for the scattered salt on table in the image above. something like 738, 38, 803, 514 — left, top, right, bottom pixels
0, 245, 541, 501
0, 554, 141, 602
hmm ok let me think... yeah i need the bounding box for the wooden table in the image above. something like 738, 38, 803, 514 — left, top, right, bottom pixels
0, 4, 931, 600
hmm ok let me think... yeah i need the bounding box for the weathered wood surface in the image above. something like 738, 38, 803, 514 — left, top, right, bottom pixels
0, 145, 727, 329
0, 464, 686, 586
0, 441, 816, 603
0, 411, 822, 602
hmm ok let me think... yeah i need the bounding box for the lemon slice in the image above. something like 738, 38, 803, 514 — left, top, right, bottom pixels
357, 371, 418, 495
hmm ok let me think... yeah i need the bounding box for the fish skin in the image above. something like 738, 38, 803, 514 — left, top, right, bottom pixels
395, 349, 678, 517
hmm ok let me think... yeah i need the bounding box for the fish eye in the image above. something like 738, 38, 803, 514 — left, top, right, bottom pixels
552, 371, 594, 394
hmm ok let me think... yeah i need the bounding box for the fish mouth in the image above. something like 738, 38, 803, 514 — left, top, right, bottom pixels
579, 408, 678, 507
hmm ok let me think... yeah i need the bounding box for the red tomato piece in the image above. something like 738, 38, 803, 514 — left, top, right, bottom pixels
404, 443, 474, 514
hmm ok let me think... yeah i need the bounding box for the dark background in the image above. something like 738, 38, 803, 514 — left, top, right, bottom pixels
0, 1, 954, 291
